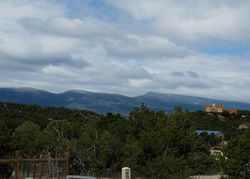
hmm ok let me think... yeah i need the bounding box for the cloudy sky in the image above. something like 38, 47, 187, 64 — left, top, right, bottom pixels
1, 0, 250, 102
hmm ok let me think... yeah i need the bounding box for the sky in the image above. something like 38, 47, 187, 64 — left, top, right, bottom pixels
0, 0, 250, 102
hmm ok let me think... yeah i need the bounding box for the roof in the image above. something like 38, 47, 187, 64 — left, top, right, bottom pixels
239, 123, 250, 127
204, 103, 224, 108
226, 108, 238, 113
195, 130, 222, 136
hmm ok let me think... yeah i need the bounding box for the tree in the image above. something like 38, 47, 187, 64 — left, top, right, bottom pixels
174, 106, 183, 113
11, 121, 40, 156
0, 120, 13, 178
75, 119, 114, 176
144, 155, 192, 179
222, 129, 250, 178
39, 120, 72, 155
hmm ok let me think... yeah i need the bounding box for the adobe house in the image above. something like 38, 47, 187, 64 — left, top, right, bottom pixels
204, 104, 224, 113
226, 108, 238, 115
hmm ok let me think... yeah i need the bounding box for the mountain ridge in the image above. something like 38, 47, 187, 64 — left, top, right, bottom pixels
0, 87, 249, 115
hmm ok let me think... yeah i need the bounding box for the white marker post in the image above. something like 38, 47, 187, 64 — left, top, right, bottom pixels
122, 167, 131, 179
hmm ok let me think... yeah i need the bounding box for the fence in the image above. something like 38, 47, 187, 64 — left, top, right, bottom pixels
0, 151, 69, 179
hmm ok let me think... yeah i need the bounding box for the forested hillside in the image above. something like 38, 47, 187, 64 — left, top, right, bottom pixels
1, 102, 250, 178
1, 87, 250, 115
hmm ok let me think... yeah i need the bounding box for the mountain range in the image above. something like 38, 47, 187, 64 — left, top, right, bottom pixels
0, 87, 250, 115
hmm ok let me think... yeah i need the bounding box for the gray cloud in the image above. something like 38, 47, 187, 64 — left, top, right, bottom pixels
0, 0, 250, 102
18, 16, 190, 60
171, 71, 185, 77
107, 0, 250, 46
172, 71, 200, 78
105, 35, 191, 59
186, 71, 200, 78
18, 16, 123, 40
154, 73, 214, 90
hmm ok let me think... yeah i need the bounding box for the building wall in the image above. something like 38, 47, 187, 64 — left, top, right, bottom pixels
204, 104, 224, 113
238, 124, 250, 129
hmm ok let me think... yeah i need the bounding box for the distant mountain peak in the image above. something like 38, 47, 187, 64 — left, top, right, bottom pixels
143, 91, 161, 96
144, 91, 174, 97
64, 90, 91, 94
145, 91, 156, 95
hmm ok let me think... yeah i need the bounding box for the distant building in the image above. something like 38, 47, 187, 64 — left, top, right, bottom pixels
195, 130, 224, 139
241, 115, 247, 120
226, 108, 238, 115
238, 123, 250, 129
204, 104, 224, 113
209, 149, 228, 160
209, 149, 224, 159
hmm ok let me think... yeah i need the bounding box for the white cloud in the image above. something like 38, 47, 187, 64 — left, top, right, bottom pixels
42, 65, 75, 77
107, 0, 250, 44
0, 0, 64, 20
0, 33, 80, 61
0, 0, 250, 102
18, 17, 123, 39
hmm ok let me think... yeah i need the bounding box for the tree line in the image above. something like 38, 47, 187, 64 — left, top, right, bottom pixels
0, 102, 250, 178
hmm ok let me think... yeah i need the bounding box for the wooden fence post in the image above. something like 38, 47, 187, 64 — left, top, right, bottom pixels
33, 156, 36, 178
64, 152, 69, 178
47, 153, 51, 179
15, 151, 20, 179
56, 155, 60, 179
39, 155, 42, 179
0, 152, 69, 179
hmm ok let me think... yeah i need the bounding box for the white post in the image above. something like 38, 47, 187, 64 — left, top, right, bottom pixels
122, 167, 131, 179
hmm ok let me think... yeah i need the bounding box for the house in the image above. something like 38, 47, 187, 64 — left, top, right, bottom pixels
238, 123, 250, 129
226, 108, 238, 115
209, 149, 224, 160
204, 104, 224, 113
204, 104, 238, 116
195, 130, 224, 139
